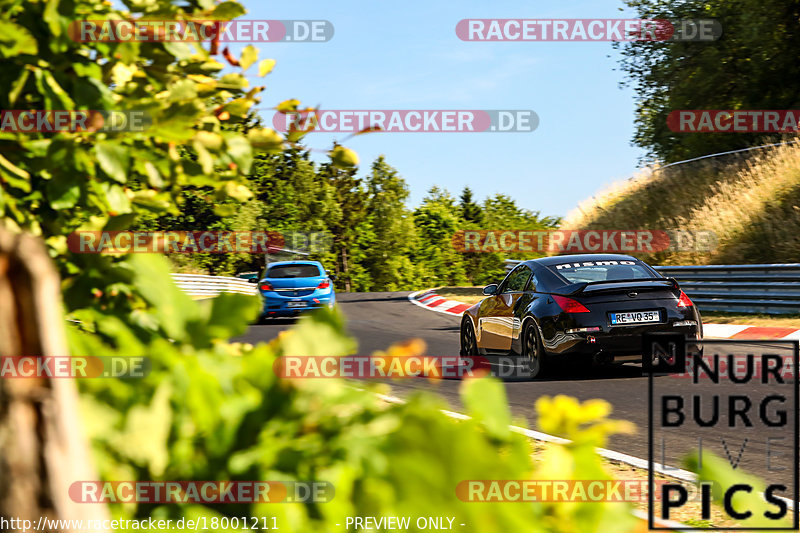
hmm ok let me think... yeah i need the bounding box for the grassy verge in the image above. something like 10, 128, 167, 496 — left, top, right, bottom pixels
700, 311, 800, 327
433, 286, 485, 306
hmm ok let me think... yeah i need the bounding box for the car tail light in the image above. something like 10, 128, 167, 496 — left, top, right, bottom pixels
677, 290, 693, 308
317, 279, 331, 289
260, 281, 273, 291
553, 294, 590, 313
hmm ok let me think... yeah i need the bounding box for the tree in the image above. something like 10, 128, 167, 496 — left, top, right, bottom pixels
413, 187, 468, 286
358, 156, 419, 291
319, 159, 367, 291
460, 187, 484, 224
0, 0, 288, 325
617, 0, 800, 162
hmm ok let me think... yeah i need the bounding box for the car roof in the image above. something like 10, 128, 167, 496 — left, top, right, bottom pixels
525, 254, 639, 267
266, 260, 324, 268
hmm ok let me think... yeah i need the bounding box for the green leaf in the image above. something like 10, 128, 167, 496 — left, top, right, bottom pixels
34, 69, 75, 109
0, 20, 37, 56
206, 293, 260, 339
281, 307, 357, 357
126, 254, 201, 341
211, 1, 247, 20
141, 160, 164, 188
95, 142, 130, 183
239, 45, 258, 71
213, 204, 236, 216
103, 213, 137, 231
225, 134, 252, 174
258, 58, 276, 76
44, 0, 62, 37
8, 69, 30, 107
194, 142, 214, 174
224, 180, 253, 201
276, 98, 300, 112
0, 154, 31, 192
167, 79, 198, 102
330, 145, 359, 168
193, 131, 223, 151
218, 73, 249, 90
248, 128, 283, 152
685, 451, 779, 528
100, 182, 132, 214
46, 175, 80, 209
461, 377, 512, 439
219, 98, 253, 118
163, 42, 195, 61
110, 62, 136, 86
130, 190, 171, 212
111, 382, 172, 476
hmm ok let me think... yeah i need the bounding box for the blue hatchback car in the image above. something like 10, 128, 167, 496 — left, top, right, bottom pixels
257, 261, 336, 320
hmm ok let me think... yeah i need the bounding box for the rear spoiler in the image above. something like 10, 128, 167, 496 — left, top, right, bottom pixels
553, 277, 680, 296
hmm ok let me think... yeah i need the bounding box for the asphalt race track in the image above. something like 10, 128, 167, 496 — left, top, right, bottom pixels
238, 292, 797, 491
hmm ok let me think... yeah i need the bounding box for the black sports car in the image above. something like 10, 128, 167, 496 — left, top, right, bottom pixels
460, 254, 702, 378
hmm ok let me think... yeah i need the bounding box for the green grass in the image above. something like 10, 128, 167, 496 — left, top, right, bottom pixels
700, 311, 800, 327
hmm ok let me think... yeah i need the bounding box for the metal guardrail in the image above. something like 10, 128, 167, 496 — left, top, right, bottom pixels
504, 260, 800, 314
655, 264, 800, 314
171, 273, 257, 299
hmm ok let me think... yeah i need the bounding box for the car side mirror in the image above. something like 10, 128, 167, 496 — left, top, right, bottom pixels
483, 283, 499, 296
329, 274, 337, 281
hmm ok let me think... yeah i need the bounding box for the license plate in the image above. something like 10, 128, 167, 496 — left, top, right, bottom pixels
287, 301, 307, 308
609, 310, 660, 325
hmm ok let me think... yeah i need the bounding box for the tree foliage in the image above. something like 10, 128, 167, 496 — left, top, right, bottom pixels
618, 0, 800, 162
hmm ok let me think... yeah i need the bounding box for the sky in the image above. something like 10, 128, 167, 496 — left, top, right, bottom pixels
234, 0, 645, 219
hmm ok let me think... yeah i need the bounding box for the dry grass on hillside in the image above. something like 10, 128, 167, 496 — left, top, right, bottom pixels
562, 143, 800, 265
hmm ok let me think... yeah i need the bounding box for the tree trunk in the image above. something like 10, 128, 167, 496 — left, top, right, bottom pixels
340, 246, 351, 292
0, 229, 110, 532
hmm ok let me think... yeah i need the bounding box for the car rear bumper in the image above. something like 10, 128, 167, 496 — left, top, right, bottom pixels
260, 295, 334, 317
545, 322, 701, 361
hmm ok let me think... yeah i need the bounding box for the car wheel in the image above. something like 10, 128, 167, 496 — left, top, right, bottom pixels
460, 317, 478, 357
521, 320, 544, 379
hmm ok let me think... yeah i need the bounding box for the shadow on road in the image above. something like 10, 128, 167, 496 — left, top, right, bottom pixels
421, 359, 646, 383
255, 318, 299, 326
338, 295, 414, 303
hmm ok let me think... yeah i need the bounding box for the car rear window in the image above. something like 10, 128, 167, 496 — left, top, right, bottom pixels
267, 264, 322, 278
548, 260, 655, 284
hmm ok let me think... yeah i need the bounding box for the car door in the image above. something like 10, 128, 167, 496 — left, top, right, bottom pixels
478, 265, 532, 351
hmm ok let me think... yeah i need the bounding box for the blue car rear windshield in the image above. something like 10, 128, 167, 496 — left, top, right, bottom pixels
548, 260, 655, 284
267, 264, 322, 278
